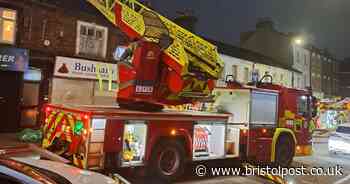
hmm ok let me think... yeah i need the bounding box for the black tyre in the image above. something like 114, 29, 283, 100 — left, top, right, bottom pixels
275, 134, 295, 167
150, 140, 186, 182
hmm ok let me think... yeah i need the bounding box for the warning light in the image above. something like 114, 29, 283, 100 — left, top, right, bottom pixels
83, 114, 90, 120
45, 107, 51, 112
242, 129, 248, 135
74, 120, 84, 134
296, 146, 301, 151
170, 129, 177, 136
262, 128, 267, 134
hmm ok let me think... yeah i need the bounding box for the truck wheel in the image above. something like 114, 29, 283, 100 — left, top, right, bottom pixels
275, 134, 295, 167
150, 140, 186, 181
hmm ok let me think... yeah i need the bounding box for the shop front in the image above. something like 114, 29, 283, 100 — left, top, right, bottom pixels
51, 56, 118, 106
0, 47, 29, 132
317, 98, 350, 129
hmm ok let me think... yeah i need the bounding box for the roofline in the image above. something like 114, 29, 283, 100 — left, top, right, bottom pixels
205, 38, 301, 73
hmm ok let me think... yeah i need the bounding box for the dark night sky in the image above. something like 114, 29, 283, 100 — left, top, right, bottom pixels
148, 0, 350, 60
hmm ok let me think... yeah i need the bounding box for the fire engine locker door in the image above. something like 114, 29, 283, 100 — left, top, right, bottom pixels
104, 119, 124, 153
0, 71, 23, 132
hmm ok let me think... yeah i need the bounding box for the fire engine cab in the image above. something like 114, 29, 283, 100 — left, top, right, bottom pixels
212, 75, 315, 167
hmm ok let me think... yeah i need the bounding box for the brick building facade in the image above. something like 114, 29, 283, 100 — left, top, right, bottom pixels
338, 58, 350, 97
0, 0, 127, 132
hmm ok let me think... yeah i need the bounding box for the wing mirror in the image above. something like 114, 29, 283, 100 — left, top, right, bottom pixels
113, 46, 131, 61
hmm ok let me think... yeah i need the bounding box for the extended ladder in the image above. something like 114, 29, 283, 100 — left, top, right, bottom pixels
87, 0, 224, 80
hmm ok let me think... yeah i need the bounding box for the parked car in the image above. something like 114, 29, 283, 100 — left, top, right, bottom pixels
0, 157, 130, 184
328, 123, 350, 154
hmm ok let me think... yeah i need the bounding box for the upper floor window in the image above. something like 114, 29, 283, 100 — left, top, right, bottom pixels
280, 73, 284, 82
0, 8, 16, 44
76, 21, 108, 58
243, 67, 249, 83
232, 65, 238, 80
296, 51, 301, 63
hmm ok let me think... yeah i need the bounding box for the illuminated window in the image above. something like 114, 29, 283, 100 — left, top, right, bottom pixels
0, 8, 16, 44
76, 21, 108, 58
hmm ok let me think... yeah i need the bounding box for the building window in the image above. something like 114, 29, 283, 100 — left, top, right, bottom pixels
0, 8, 16, 44
220, 63, 226, 80
243, 67, 249, 83
76, 21, 108, 58
232, 65, 238, 80
296, 51, 301, 63
280, 73, 284, 82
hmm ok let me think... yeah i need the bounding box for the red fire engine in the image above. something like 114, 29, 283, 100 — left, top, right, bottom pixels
40, 0, 316, 182
41, 77, 316, 181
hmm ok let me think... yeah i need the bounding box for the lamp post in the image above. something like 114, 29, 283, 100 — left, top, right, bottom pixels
294, 38, 304, 45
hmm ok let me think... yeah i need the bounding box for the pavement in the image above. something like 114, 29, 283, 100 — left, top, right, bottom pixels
0, 133, 28, 148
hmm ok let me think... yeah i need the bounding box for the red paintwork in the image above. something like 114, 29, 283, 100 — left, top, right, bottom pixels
226, 83, 313, 162
145, 121, 194, 161
114, 3, 140, 40
104, 119, 124, 153
43, 104, 230, 167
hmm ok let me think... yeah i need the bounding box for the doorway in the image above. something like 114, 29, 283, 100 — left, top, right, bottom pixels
0, 71, 23, 132
21, 67, 41, 128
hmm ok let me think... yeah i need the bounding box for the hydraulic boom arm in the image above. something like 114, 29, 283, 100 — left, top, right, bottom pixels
87, 0, 224, 108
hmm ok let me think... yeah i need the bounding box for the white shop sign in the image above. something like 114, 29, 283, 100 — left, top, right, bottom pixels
54, 56, 118, 81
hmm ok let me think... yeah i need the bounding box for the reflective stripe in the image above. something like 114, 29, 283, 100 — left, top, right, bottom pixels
271, 128, 297, 162
44, 111, 58, 134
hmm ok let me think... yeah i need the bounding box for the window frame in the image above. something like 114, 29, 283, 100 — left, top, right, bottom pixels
297, 96, 309, 117
0, 7, 17, 45
243, 67, 249, 83
76, 20, 108, 58
231, 65, 238, 80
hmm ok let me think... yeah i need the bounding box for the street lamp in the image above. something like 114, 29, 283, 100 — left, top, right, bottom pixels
294, 38, 304, 45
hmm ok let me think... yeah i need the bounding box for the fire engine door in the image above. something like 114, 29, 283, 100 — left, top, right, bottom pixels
247, 91, 278, 159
